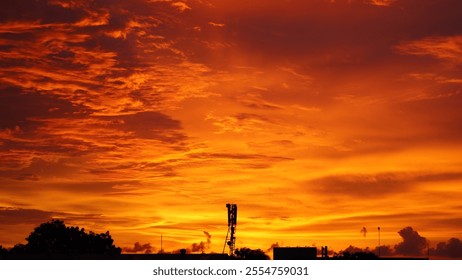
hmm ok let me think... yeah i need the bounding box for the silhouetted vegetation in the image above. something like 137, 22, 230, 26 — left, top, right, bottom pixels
9, 244, 27, 255
27, 220, 120, 255
1, 219, 121, 258
333, 251, 378, 260
0, 245, 8, 257
235, 247, 270, 260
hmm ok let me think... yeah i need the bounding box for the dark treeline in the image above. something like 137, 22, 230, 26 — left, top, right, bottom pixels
0, 220, 121, 259
332, 251, 378, 260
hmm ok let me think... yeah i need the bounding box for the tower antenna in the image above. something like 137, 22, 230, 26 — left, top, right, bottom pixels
223, 204, 237, 256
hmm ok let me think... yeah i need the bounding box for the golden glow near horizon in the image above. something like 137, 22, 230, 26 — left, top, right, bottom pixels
1, 0, 462, 258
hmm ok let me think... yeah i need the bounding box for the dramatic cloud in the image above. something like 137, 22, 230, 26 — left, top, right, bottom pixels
394, 227, 428, 257
431, 238, 462, 259
1, 0, 462, 256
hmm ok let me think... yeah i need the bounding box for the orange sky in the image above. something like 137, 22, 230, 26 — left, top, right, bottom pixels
1, 0, 462, 258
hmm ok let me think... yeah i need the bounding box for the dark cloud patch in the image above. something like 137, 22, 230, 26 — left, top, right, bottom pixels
87, 162, 140, 175
394, 227, 428, 256
395, 92, 462, 143
392, 0, 462, 37
0, 207, 54, 225
0, 87, 90, 131
100, 111, 186, 142
185, 1, 376, 66
0, 137, 110, 159
431, 238, 462, 259
15, 173, 39, 181
118, 111, 182, 136
75, 0, 186, 68
194, 0, 462, 64
0, 44, 14, 52
189, 152, 292, 161
0, 157, 85, 181
0, 0, 87, 24
123, 242, 156, 254
0, 178, 140, 196
46, 180, 140, 194
310, 172, 462, 198
187, 152, 293, 169
234, 113, 273, 122
416, 172, 462, 182
240, 99, 284, 110
0, 30, 37, 44
139, 161, 178, 177
169, 230, 213, 254
247, 140, 296, 150
190, 231, 212, 253
310, 173, 410, 197
373, 245, 395, 257
87, 160, 178, 178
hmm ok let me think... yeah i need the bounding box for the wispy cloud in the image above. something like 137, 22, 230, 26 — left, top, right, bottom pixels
396, 35, 462, 63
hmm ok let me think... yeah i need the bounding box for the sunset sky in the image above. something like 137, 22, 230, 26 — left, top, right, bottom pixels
1, 0, 462, 258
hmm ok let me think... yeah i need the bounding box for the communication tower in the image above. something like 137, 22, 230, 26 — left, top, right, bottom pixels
223, 203, 237, 256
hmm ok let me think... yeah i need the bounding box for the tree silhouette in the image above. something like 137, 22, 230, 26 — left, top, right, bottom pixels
16, 219, 121, 256
333, 251, 378, 260
0, 245, 8, 258
235, 247, 270, 260
9, 244, 27, 255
